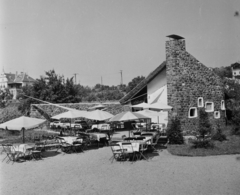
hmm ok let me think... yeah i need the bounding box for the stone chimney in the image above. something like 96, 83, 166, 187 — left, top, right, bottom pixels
166, 34, 185, 60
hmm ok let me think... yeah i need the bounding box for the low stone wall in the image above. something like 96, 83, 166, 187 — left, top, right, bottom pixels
30, 102, 125, 120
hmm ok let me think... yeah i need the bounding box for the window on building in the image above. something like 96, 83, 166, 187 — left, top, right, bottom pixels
234, 72, 236, 75
214, 111, 220, 119
221, 100, 225, 110
205, 102, 214, 112
197, 97, 204, 107
188, 107, 197, 118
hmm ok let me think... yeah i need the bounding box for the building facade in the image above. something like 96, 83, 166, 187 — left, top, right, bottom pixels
0, 71, 35, 99
231, 62, 240, 79
120, 35, 226, 134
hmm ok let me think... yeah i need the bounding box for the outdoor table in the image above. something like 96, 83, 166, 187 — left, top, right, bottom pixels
58, 136, 81, 144
141, 131, 159, 138
88, 133, 107, 141
116, 138, 151, 152
13, 144, 34, 160
91, 124, 111, 130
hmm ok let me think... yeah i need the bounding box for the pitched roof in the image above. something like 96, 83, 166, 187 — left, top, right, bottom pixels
231, 62, 240, 69
119, 61, 166, 104
5, 73, 15, 83
4, 72, 35, 83
14, 72, 35, 83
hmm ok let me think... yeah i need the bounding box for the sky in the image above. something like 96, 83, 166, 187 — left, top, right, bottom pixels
0, 0, 240, 87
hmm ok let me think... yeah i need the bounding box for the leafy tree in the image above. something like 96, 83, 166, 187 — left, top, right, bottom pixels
0, 88, 13, 108
126, 76, 145, 92
0, 104, 22, 124
212, 66, 232, 79
192, 109, 214, 149
167, 117, 184, 144
224, 79, 240, 100
198, 109, 212, 139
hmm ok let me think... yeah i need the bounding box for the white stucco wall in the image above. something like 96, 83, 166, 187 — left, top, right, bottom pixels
232, 67, 240, 78
0, 74, 8, 89
147, 67, 167, 103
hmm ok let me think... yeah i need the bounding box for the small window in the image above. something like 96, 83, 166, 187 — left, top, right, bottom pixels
188, 107, 197, 118
205, 102, 214, 112
214, 111, 220, 119
221, 100, 225, 110
198, 97, 204, 107
234, 72, 236, 75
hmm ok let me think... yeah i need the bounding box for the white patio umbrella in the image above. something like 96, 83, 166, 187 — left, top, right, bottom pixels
109, 111, 150, 137
109, 111, 150, 122
136, 110, 168, 124
84, 110, 113, 121
0, 116, 46, 143
52, 110, 87, 120
0, 116, 46, 131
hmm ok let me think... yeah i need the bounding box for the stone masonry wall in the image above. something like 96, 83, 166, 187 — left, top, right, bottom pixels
166, 39, 225, 134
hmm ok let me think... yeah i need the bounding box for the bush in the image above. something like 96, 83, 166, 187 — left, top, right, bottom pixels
191, 139, 214, 149
167, 117, 184, 144
232, 127, 240, 136
198, 109, 212, 139
211, 124, 227, 142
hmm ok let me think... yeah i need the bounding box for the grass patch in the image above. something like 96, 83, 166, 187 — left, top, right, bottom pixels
167, 135, 240, 156
0, 128, 59, 144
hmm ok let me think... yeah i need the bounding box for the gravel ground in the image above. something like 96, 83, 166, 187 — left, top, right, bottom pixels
1, 133, 240, 195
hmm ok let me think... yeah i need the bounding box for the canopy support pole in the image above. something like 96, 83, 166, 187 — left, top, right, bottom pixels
22, 128, 25, 143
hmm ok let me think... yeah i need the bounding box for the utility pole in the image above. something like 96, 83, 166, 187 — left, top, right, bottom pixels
120, 70, 123, 86
73, 73, 78, 84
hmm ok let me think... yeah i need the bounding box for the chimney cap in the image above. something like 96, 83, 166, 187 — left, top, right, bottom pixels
166, 34, 185, 40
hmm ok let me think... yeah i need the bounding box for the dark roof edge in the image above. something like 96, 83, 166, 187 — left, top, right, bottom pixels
119, 61, 166, 104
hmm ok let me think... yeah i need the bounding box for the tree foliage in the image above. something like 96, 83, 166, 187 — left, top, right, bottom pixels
198, 109, 212, 139
167, 117, 184, 144
126, 76, 145, 93
0, 88, 13, 108
212, 66, 232, 79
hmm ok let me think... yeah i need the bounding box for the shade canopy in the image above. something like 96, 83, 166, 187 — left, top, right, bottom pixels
148, 102, 172, 111
84, 110, 113, 121
136, 110, 168, 124
52, 110, 87, 119
131, 102, 172, 111
0, 116, 46, 131
109, 111, 150, 122
88, 104, 106, 111
131, 102, 150, 109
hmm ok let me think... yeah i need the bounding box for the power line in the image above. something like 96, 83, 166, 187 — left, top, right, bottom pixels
120, 70, 123, 85
73, 73, 78, 84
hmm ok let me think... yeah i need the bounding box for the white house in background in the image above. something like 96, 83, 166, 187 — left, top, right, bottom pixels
231, 62, 240, 79
0, 71, 35, 99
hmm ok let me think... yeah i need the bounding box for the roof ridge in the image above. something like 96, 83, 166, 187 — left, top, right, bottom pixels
119, 61, 166, 104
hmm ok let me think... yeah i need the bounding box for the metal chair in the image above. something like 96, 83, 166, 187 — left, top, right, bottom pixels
2, 144, 18, 163
110, 143, 124, 163
121, 142, 136, 162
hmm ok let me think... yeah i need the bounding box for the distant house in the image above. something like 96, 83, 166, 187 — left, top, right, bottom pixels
120, 35, 226, 134
0, 71, 35, 99
231, 62, 240, 79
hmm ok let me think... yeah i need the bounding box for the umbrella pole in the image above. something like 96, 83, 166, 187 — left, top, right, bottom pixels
22, 128, 25, 143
